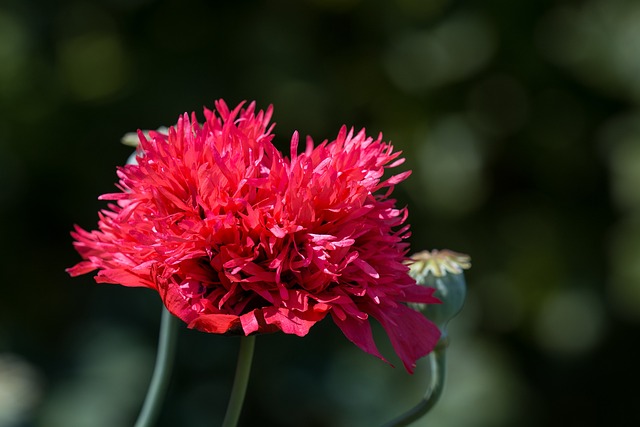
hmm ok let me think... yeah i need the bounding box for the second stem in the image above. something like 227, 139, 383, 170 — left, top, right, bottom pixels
221, 335, 256, 427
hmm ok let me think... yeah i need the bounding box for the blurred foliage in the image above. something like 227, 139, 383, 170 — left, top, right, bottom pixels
1, 0, 638, 426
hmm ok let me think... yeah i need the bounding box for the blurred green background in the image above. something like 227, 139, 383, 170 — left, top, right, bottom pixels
1, 0, 639, 426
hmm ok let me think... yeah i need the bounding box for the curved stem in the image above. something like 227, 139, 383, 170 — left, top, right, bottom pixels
134, 307, 180, 427
382, 344, 447, 427
222, 335, 256, 427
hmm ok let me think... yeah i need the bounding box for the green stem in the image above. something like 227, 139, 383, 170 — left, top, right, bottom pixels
221, 335, 256, 427
382, 343, 447, 427
134, 307, 180, 427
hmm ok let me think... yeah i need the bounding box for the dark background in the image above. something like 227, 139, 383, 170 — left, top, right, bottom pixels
1, 0, 638, 426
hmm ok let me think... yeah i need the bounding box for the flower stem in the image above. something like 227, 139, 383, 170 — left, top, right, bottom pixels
134, 307, 180, 427
382, 342, 447, 427
221, 335, 256, 427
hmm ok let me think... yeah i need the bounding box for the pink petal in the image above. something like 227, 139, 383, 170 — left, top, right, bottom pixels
330, 309, 387, 364
66, 261, 97, 276
189, 313, 241, 334
401, 284, 441, 304
368, 303, 440, 373
261, 306, 327, 337
353, 258, 380, 278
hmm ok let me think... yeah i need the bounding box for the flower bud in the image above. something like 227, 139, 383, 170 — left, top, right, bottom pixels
121, 127, 168, 147
408, 250, 470, 338
122, 127, 168, 165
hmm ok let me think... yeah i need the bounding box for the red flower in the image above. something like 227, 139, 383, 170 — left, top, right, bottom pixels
68, 100, 440, 372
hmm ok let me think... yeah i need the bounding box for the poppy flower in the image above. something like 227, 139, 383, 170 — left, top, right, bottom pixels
68, 100, 440, 372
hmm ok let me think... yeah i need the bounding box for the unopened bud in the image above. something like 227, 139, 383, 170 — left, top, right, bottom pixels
408, 250, 470, 338
121, 127, 169, 147
122, 127, 169, 165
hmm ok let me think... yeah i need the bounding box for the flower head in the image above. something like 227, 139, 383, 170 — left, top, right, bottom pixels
68, 100, 440, 372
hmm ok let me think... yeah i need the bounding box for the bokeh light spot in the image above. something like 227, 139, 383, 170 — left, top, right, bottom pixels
57, 32, 129, 102
608, 218, 640, 321
601, 109, 640, 321
416, 116, 487, 216
0, 10, 30, 97
384, 12, 496, 93
37, 324, 153, 427
603, 119, 640, 212
0, 353, 42, 427
533, 288, 605, 357
537, 0, 640, 101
